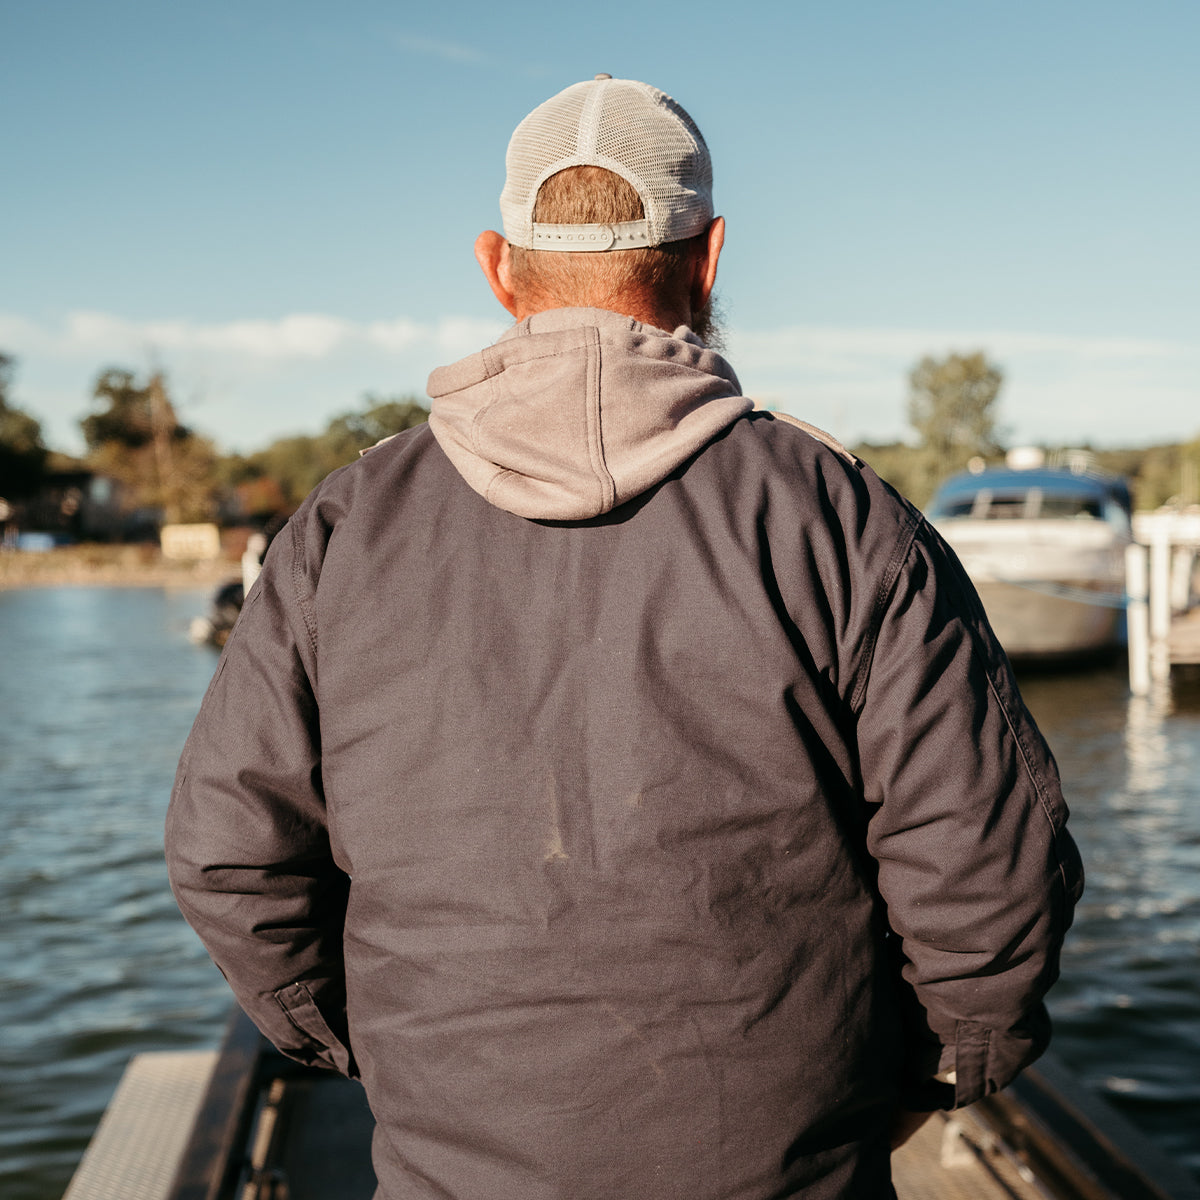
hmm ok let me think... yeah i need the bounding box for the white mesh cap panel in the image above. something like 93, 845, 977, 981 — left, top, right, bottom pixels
499, 77, 713, 250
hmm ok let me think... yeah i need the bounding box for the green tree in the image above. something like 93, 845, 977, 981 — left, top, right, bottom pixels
906, 351, 1005, 504
1119, 439, 1200, 511
0, 353, 49, 498
324, 395, 430, 455
82, 368, 218, 524
222, 434, 332, 513
849, 440, 926, 506
226, 395, 429, 510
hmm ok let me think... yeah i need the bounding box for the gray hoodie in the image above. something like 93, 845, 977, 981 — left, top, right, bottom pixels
427, 307, 752, 520
167, 308, 1080, 1200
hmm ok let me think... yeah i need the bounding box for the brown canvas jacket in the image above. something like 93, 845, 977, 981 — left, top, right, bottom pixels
166, 308, 1082, 1199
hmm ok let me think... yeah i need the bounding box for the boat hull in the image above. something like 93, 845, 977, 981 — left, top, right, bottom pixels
972, 579, 1125, 660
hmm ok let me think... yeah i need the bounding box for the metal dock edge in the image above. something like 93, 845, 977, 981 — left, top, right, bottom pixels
62, 1049, 219, 1200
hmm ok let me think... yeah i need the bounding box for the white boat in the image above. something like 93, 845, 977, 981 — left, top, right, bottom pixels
926, 450, 1133, 661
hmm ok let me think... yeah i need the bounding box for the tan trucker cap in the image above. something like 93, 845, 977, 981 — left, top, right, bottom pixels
499, 74, 713, 253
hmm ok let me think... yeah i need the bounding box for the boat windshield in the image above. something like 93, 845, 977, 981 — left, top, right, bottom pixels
929, 488, 1108, 521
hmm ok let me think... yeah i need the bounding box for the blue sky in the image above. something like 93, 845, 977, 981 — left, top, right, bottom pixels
2, 0, 1197, 456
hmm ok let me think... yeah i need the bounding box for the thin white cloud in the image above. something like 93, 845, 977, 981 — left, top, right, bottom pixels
728, 325, 1200, 448
57, 311, 351, 359
0, 309, 507, 454
2, 309, 1196, 456
732, 325, 1189, 368
1, 310, 506, 363
392, 33, 485, 64
0, 313, 44, 349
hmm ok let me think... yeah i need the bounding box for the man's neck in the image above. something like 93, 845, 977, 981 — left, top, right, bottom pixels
513, 296, 690, 333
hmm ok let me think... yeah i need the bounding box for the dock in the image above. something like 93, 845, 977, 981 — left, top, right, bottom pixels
63, 1010, 1200, 1200
1127, 508, 1200, 693
1168, 605, 1200, 665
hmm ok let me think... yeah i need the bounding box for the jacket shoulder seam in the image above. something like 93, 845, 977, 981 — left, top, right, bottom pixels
849, 508, 923, 712
981, 660, 1078, 899
290, 516, 319, 658
767, 412, 862, 466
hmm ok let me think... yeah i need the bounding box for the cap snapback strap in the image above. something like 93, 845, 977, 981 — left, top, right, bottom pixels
529, 220, 652, 252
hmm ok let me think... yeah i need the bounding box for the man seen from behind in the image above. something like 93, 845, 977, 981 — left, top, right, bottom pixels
166, 74, 1082, 1199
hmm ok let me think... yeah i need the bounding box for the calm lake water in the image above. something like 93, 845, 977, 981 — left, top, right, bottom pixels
1, 585, 1199, 1198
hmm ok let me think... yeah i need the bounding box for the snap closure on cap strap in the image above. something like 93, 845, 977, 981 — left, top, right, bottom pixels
529, 219, 652, 252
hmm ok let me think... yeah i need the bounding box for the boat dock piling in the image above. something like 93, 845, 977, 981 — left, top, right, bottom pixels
1127, 510, 1200, 694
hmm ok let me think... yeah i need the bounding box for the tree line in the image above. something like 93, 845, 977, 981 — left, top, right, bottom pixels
2, 349, 1198, 532
0, 351, 429, 528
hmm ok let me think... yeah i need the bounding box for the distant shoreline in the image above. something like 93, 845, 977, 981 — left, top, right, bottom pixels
0, 546, 238, 591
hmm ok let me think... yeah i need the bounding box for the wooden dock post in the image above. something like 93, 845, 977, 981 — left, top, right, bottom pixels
1171, 545, 1197, 613
1129, 509, 1200, 690
1149, 532, 1173, 683
1126, 543, 1150, 696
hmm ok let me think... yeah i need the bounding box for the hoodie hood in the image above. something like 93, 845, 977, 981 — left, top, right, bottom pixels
426, 308, 752, 520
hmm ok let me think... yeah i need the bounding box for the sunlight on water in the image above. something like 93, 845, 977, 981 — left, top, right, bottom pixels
1018, 664, 1200, 1178
0, 588, 231, 1200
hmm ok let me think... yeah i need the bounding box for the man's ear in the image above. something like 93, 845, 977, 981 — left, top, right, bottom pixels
475, 231, 519, 317
692, 217, 725, 311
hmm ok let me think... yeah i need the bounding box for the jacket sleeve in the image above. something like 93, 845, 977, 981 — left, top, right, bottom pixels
165, 512, 356, 1077
854, 517, 1083, 1110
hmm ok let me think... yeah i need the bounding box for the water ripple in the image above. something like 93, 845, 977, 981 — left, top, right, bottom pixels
2, 593, 1199, 1194
0, 588, 231, 1200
